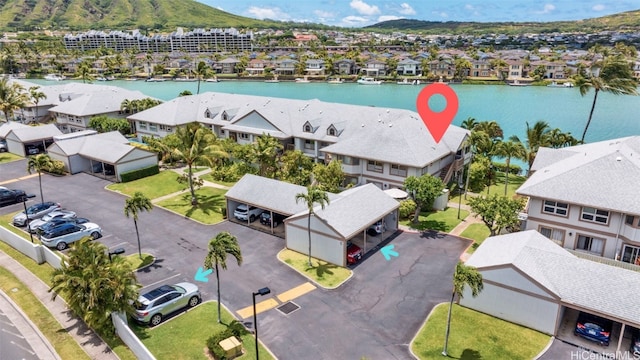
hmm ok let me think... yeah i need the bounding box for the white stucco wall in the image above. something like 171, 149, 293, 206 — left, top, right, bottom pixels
460, 282, 559, 335
481, 267, 556, 298
285, 216, 345, 266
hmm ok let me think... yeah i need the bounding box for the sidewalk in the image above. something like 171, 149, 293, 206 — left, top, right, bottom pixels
0, 251, 119, 360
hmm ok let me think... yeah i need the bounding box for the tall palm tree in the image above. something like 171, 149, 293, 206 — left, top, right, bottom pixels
204, 231, 242, 323
442, 261, 483, 357
510, 120, 551, 175
460, 117, 477, 130
474, 120, 503, 141
49, 238, 140, 335
576, 54, 638, 142
28, 86, 46, 123
193, 61, 211, 94
0, 76, 26, 122
27, 154, 52, 203
494, 140, 526, 195
170, 122, 228, 205
295, 186, 330, 267
252, 133, 283, 178
124, 192, 153, 259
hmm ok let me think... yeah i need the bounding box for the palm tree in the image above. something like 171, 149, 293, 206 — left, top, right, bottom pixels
252, 133, 283, 178
193, 61, 211, 94
576, 54, 638, 142
49, 238, 140, 335
27, 154, 52, 203
170, 122, 227, 205
509, 121, 550, 175
204, 231, 242, 323
295, 186, 330, 267
474, 120, 503, 141
0, 76, 26, 122
75, 60, 94, 83
28, 86, 46, 123
124, 192, 153, 259
460, 117, 477, 130
494, 140, 526, 195
442, 261, 483, 357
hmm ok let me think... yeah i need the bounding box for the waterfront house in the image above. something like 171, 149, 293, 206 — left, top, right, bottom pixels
396, 59, 421, 76
128, 92, 471, 189
305, 59, 326, 75
360, 60, 387, 77
333, 59, 356, 75
516, 137, 640, 265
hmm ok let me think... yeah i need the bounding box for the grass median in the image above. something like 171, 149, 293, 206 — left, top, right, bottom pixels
461, 223, 491, 254
0, 152, 23, 164
278, 249, 351, 288
130, 301, 274, 360
107, 170, 185, 199
156, 187, 227, 224
411, 303, 549, 359
400, 207, 469, 232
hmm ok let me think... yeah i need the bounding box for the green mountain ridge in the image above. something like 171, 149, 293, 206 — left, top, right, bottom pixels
366, 9, 640, 34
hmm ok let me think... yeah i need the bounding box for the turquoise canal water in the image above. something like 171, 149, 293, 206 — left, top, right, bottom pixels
29, 79, 640, 144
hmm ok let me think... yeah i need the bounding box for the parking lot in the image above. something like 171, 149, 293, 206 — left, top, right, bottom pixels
0, 159, 471, 359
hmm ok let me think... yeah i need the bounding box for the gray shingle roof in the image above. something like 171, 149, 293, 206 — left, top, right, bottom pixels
467, 230, 640, 327
51, 131, 140, 163
8, 124, 62, 142
129, 92, 469, 168
517, 136, 640, 214
0, 122, 29, 138
48, 88, 150, 117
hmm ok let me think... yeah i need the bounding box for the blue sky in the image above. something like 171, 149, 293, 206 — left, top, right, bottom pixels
198, 1, 639, 27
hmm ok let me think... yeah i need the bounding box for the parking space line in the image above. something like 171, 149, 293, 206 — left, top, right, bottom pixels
109, 242, 128, 249
139, 274, 181, 290
236, 298, 279, 319
0, 174, 38, 186
277, 282, 316, 303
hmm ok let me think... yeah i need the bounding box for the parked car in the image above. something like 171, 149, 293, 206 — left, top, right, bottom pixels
0, 186, 27, 206
367, 219, 386, 236
25, 145, 39, 155
12, 202, 61, 227
260, 211, 285, 227
133, 282, 201, 326
0, 139, 7, 152
631, 328, 640, 354
347, 241, 362, 265
40, 222, 102, 250
234, 204, 263, 222
28, 210, 76, 233
37, 217, 90, 235
574, 312, 612, 346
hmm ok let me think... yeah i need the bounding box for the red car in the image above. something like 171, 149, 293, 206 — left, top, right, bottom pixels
347, 241, 362, 265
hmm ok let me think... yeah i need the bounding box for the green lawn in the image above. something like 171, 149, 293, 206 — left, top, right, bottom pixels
124, 253, 154, 269
449, 172, 527, 206
460, 223, 491, 254
411, 303, 549, 360
184, 167, 208, 174
130, 301, 274, 360
156, 187, 227, 224
0, 152, 23, 164
107, 171, 185, 199
199, 173, 236, 188
278, 249, 352, 289
400, 207, 469, 232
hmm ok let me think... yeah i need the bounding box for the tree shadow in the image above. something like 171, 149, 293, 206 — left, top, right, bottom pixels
420, 230, 447, 239
459, 349, 482, 360
136, 257, 164, 273
161, 191, 225, 219
307, 261, 337, 279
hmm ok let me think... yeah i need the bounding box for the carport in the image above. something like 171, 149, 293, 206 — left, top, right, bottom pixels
224, 174, 336, 237
461, 230, 640, 355
285, 184, 400, 267
3, 124, 62, 157
46, 131, 157, 182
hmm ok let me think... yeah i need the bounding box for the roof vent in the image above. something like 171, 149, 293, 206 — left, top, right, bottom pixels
389, 123, 392, 127
361, 123, 365, 127
616, 156, 622, 162
386, 109, 390, 113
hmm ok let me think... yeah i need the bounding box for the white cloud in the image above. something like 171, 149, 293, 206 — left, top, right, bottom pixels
432, 11, 448, 18
464, 4, 474, 11
341, 15, 371, 26
350, 0, 380, 15
246, 6, 290, 20
592, 4, 606, 11
536, 4, 556, 14
398, 3, 416, 15
378, 15, 402, 22
314, 10, 335, 18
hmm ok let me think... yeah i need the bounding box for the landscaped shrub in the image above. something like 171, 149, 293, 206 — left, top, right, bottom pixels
206, 329, 236, 360
44, 160, 66, 175
120, 164, 160, 182
209, 162, 257, 182
398, 199, 417, 219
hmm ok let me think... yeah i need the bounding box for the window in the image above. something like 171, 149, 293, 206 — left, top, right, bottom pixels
221, 112, 228, 121
328, 128, 336, 136
149, 124, 157, 132
621, 245, 640, 265
367, 160, 383, 173
304, 139, 314, 150
581, 207, 609, 224
575, 235, 605, 255
337, 155, 359, 166
159, 125, 172, 132
542, 200, 568, 216
390, 164, 408, 177
304, 124, 312, 132
539, 226, 564, 246
626, 215, 637, 226
239, 133, 250, 140
138, 122, 147, 130
421, 165, 431, 175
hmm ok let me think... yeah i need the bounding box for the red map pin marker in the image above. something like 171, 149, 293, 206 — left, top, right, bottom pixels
416, 83, 459, 143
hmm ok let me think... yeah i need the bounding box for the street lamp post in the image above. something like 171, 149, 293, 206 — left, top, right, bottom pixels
22, 199, 33, 243
252, 287, 271, 360
108, 248, 125, 262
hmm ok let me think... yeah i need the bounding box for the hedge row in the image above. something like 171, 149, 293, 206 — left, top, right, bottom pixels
120, 164, 159, 182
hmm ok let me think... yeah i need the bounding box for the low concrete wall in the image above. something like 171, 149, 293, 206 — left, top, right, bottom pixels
0, 226, 44, 264
111, 312, 156, 360
41, 246, 63, 269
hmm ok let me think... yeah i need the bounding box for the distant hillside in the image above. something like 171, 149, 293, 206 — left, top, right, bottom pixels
0, 0, 284, 31
366, 9, 640, 34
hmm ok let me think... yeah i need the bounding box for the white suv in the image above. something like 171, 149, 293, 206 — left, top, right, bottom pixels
234, 204, 263, 222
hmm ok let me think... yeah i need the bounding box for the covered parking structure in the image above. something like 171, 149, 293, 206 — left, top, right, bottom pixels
46, 131, 157, 182
2, 123, 62, 157
224, 174, 340, 237
285, 183, 400, 267
461, 230, 640, 355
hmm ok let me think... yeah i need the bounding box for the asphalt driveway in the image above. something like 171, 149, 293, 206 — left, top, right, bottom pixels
0, 160, 470, 359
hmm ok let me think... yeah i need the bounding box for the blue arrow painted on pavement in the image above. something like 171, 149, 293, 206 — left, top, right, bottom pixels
194, 267, 213, 282
380, 244, 399, 261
